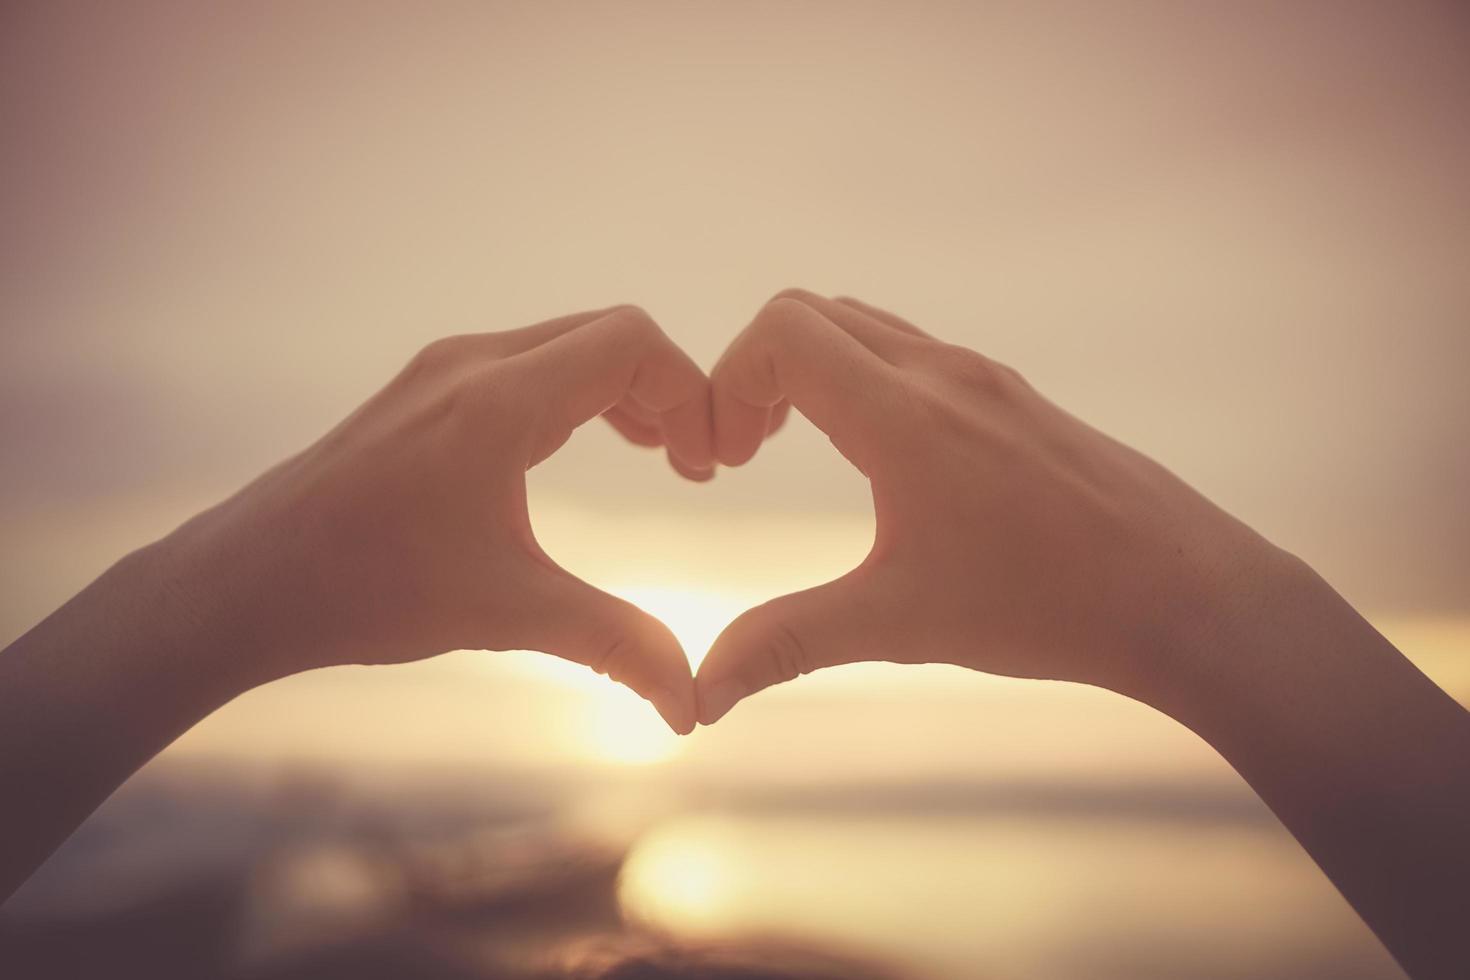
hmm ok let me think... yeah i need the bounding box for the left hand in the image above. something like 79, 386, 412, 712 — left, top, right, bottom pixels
158, 305, 712, 733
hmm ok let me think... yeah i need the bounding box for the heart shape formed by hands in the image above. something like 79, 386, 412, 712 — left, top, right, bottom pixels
5, 289, 1449, 978
227, 288, 1252, 740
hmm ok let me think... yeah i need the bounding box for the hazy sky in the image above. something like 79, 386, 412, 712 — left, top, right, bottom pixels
5, 18, 1464, 975
3, 0, 1468, 626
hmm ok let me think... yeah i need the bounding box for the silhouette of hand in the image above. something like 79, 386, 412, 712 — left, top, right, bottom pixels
168, 306, 712, 733
694, 291, 1284, 723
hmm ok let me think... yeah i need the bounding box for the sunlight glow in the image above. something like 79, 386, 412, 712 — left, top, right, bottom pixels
619, 822, 738, 930
576, 586, 751, 766
581, 692, 683, 766
609, 584, 751, 672
454, 584, 755, 767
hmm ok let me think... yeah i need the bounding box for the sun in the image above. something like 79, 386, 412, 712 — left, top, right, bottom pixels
579, 693, 685, 765
460, 584, 753, 767
574, 585, 751, 766
608, 584, 750, 673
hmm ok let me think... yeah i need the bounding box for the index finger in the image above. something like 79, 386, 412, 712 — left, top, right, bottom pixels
710, 297, 901, 471
520, 306, 715, 471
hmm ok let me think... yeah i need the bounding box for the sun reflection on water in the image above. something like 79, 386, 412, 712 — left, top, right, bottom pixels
616, 812, 1403, 979
619, 819, 739, 930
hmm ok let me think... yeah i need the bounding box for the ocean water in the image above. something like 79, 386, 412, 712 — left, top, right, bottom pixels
8, 625, 1458, 977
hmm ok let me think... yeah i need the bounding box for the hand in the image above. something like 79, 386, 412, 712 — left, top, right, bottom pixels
694, 290, 1284, 722
692, 290, 1470, 980
163, 305, 712, 733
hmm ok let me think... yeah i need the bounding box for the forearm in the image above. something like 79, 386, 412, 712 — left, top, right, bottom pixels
1141, 552, 1470, 980
0, 537, 258, 904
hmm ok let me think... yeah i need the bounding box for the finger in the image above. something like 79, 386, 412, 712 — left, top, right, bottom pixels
613, 395, 661, 427
603, 405, 664, 448
666, 448, 715, 482
398, 309, 628, 397
771, 289, 929, 363
600, 391, 718, 485
522, 306, 714, 471
831, 296, 1027, 390
833, 296, 934, 339
694, 571, 903, 725
711, 297, 900, 469
512, 564, 697, 735
465, 305, 629, 359
603, 401, 716, 481
767, 399, 792, 436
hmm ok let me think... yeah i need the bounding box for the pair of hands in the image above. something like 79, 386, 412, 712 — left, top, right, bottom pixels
10, 290, 1469, 976
169, 290, 1276, 734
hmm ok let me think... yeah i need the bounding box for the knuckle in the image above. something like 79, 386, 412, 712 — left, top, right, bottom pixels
401, 333, 488, 386
436, 365, 509, 430
1001, 362, 1030, 388
769, 286, 820, 306
912, 384, 975, 440
602, 304, 660, 341
767, 619, 811, 684
400, 337, 453, 384
933, 344, 1015, 396
763, 294, 815, 320
752, 296, 817, 341
606, 302, 649, 319
590, 633, 635, 682
419, 334, 472, 367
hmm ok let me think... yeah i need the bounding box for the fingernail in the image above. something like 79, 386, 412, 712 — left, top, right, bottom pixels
698, 678, 747, 726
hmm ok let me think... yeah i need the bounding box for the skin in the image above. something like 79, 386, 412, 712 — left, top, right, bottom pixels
0, 304, 713, 901
1, 292, 1466, 977
696, 290, 1470, 980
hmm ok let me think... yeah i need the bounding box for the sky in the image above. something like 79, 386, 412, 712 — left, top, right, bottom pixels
3, 1, 1468, 633
2, 7, 1466, 974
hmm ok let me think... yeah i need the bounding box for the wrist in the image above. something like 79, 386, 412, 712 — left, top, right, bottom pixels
1124, 532, 1469, 785
128, 513, 284, 698
1120, 532, 1328, 730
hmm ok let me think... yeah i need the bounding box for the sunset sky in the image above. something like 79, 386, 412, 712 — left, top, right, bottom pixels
4, 5, 1467, 976
5, 0, 1469, 618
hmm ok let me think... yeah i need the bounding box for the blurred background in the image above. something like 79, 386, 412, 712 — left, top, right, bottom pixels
2, 2, 1468, 977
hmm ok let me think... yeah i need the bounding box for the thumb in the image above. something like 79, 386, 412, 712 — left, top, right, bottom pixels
512, 565, 697, 735
695, 571, 898, 725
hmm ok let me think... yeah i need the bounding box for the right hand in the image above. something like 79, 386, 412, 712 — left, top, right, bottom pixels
695, 290, 1290, 724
